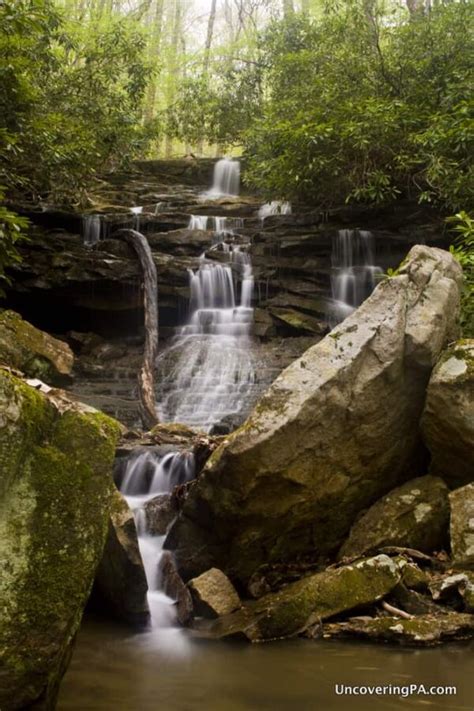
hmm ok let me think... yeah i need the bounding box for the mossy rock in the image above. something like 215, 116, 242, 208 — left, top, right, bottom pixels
0, 370, 120, 710
449, 483, 474, 569
338, 476, 450, 559
324, 613, 474, 646
0, 310, 73, 385
194, 555, 400, 642
421, 339, 474, 487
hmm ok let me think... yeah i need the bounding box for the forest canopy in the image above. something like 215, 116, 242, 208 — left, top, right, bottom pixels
0, 0, 472, 213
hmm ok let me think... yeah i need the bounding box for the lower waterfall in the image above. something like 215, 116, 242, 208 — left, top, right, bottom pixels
118, 449, 195, 644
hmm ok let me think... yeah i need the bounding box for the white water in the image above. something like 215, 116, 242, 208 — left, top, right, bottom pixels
156, 215, 255, 432
119, 450, 195, 644
82, 215, 102, 247
130, 206, 143, 231
331, 229, 383, 322
204, 158, 240, 197
258, 200, 292, 220
188, 215, 244, 238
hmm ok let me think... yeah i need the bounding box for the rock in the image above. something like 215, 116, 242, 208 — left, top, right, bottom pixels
188, 568, 241, 619
389, 584, 442, 616
0, 309, 73, 384
0, 369, 120, 709
159, 551, 193, 625
397, 558, 429, 591
94, 489, 149, 625
421, 339, 474, 487
167, 246, 462, 584
338, 476, 450, 559
195, 555, 400, 642
322, 612, 474, 646
449, 483, 474, 569
429, 571, 474, 612
144, 494, 178, 535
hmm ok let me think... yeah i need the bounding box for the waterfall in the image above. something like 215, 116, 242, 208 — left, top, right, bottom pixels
205, 159, 240, 197
118, 450, 195, 634
82, 214, 102, 247
156, 220, 255, 432
130, 206, 143, 231
258, 201, 292, 220
188, 215, 243, 239
330, 229, 383, 322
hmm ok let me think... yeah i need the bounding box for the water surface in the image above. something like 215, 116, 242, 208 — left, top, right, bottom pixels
58, 616, 474, 711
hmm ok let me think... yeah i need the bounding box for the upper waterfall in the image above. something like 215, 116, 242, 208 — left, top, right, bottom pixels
205, 158, 240, 197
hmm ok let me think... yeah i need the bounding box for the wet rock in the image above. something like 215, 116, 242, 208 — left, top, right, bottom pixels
159, 551, 193, 625
339, 476, 450, 559
0, 369, 120, 709
389, 584, 442, 616
195, 555, 400, 642
322, 613, 474, 646
421, 339, 474, 487
0, 309, 73, 384
396, 558, 429, 591
449, 483, 474, 569
144, 494, 178, 535
188, 568, 241, 619
95, 489, 149, 625
429, 572, 474, 612
169, 246, 462, 584
267, 306, 327, 336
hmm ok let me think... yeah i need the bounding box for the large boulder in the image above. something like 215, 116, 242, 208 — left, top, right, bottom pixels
338, 476, 450, 559
94, 489, 149, 625
0, 310, 73, 384
421, 340, 474, 487
188, 568, 241, 619
449, 483, 474, 569
195, 555, 400, 642
0, 370, 120, 710
167, 246, 462, 584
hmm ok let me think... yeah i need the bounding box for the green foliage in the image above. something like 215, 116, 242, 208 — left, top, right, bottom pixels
447, 212, 474, 337
165, 63, 263, 148
0, 0, 152, 206
182, 1, 472, 211
0, 189, 28, 297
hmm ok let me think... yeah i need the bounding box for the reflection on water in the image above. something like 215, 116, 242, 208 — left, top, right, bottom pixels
58, 616, 474, 711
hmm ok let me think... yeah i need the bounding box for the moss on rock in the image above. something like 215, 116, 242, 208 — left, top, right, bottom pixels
0, 369, 120, 710
195, 555, 400, 642
0, 310, 74, 385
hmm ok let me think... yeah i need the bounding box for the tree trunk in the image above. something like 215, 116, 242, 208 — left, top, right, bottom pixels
144, 0, 164, 124
197, 0, 217, 156
282, 0, 294, 18
118, 229, 159, 430
406, 0, 425, 16
165, 0, 182, 158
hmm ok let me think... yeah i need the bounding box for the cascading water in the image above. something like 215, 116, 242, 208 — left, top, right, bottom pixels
156, 216, 255, 432
118, 449, 195, 635
205, 158, 240, 197
258, 201, 292, 220
330, 229, 383, 322
82, 214, 102, 247
130, 206, 143, 231
188, 215, 244, 243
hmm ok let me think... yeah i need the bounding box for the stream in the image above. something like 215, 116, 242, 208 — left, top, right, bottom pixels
58, 617, 474, 710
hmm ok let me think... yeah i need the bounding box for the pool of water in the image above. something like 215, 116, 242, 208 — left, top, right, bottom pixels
58, 616, 474, 711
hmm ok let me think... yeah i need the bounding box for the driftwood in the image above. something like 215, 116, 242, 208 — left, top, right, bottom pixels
118, 229, 159, 429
